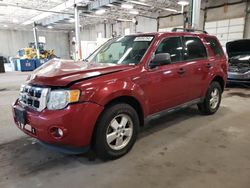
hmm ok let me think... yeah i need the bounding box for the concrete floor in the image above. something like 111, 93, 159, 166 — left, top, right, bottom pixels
0, 72, 250, 188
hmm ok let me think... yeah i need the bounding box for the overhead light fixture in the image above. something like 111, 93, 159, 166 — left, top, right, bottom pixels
106, 4, 114, 7
132, 17, 138, 24
121, 4, 133, 9
129, 1, 151, 7
163, 8, 178, 13
47, 25, 53, 29
178, 0, 189, 6
95, 9, 106, 15
117, 18, 132, 22
6, 5, 23, 11
3, 24, 8, 28
12, 18, 19, 23
129, 10, 139, 15
68, 18, 75, 23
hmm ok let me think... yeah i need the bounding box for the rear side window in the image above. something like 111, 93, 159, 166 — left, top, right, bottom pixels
184, 37, 207, 60
205, 37, 224, 57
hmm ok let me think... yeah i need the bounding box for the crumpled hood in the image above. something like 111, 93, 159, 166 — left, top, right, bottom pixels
226, 39, 250, 58
26, 59, 132, 87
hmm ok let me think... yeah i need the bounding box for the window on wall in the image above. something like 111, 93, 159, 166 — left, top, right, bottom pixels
184, 37, 207, 60
124, 28, 130, 35
155, 37, 183, 63
97, 32, 102, 38
38, 36, 46, 43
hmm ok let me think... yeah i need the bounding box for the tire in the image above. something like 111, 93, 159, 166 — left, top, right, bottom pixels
198, 81, 222, 115
93, 103, 139, 160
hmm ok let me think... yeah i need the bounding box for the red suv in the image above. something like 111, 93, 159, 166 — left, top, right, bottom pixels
12, 29, 227, 160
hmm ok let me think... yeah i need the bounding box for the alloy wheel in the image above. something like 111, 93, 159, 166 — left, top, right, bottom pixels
106, 114, 133, 151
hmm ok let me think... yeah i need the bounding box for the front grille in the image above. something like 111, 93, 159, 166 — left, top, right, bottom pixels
19, 85, 50, 112
229, 66, 250, 73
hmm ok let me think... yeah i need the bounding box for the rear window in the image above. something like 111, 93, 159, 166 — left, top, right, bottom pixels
184, 37, 207, 60
205, 37, 223, 57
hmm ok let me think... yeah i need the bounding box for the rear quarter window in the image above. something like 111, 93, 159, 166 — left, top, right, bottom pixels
205, 37, 224, 57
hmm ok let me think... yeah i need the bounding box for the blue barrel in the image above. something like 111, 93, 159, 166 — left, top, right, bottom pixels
35, 59, 47, 69
17, 59, 36, 71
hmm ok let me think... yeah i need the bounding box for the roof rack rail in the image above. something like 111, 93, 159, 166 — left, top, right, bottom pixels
171, 28, 208, 34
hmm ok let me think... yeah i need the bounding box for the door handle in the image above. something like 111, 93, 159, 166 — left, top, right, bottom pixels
206, 63, 212, 68
177, 68, 186, 75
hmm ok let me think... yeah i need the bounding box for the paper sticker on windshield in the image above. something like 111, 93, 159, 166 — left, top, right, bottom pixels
134, 36, 153, 42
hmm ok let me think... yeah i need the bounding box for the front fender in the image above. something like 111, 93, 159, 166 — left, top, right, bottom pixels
89, 80, 149, 117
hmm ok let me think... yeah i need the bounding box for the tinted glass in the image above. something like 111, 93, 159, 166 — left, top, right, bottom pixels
184, 37, 207, 60
87, 35, 154, 65
205, 37, 223, 57
155, 37, 183, 63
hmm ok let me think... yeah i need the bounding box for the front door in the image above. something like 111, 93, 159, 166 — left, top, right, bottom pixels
137, 36, 189, 114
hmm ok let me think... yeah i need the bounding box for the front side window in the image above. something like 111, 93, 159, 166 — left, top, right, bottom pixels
155, 37, 183, 63
87, 35, 154, 65
184, 37, 207, 60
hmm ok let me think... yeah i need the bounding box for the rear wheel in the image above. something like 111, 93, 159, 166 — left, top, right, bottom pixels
93, 103, 139, 160
198, 81, 222, 115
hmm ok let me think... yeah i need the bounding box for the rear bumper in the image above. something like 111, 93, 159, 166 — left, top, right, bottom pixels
12, 99, 104, 148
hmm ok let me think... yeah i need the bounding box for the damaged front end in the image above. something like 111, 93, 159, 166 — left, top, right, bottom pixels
226, 40, 250, 83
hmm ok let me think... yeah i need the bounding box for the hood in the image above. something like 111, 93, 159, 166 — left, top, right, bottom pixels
26, 59, 132, 87
226, 39, 250, 58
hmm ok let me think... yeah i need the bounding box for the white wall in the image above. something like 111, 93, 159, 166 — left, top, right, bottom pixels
159, 10, 205, 30
136, 17, 157, 33
79, 16, 157, 41
0, 29, 70, 59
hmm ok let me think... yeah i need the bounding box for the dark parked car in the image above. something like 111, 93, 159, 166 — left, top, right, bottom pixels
12, 30, 227, 160
226, 39, 250, 84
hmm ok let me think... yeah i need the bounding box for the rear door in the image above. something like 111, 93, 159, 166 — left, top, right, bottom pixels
182, 36, 209, 101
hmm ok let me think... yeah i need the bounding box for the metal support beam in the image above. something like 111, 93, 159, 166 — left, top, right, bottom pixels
33, 22, 40, 59
191, 0, 201, 29
74, 4, 82, 60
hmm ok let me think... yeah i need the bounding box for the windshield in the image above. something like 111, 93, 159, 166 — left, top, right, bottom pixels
87, 35, 154, 65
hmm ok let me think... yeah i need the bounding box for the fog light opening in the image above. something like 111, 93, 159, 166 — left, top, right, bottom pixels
50, 127, 64, 139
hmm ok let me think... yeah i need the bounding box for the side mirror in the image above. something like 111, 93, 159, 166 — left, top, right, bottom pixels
149, 53, 171, 69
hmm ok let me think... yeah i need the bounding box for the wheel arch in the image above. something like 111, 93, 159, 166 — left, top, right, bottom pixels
103, 95, 145, 128
90, 95, 145, 150
211, 75, 225, 92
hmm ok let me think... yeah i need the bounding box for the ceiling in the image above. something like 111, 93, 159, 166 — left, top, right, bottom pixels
0, 0, 188, 31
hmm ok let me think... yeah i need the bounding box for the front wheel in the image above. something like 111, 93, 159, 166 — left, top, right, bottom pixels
198, 81, 222, 115
93, 103, 139, 160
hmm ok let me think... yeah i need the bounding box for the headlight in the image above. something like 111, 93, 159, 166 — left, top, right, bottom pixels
47, 89, 80, 110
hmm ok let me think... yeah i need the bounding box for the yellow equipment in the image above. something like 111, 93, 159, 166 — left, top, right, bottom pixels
18, 48, 37, 59
18, 42, 57, 60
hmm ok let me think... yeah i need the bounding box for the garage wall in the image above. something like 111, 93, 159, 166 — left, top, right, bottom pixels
205, 18, 245, 48
80, 16, 157, 41
0, 29, 70, 59
204, 2, 246, 49
205, 2, 246, 22
159, 10, 205, 30
136, 17, 157, 33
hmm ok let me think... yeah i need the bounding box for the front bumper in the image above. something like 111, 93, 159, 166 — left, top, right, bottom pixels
12, 99, 104, 148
